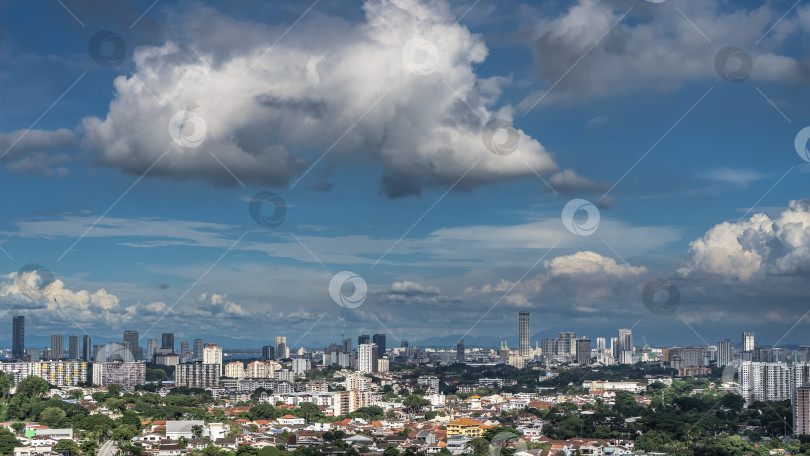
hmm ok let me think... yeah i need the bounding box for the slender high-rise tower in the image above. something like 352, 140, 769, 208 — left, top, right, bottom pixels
519, 311, 530, 358
617, 329, 634, 364
275, 336, 287, 360
12, 316, 24, 360
50, 334, 64, 360
68, 334, 80, 360
743, 332, 755, 352
82, 334, 91, 361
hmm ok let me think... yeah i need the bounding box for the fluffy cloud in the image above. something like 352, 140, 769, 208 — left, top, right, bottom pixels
76, 0, 600, 197
679, 199, 810, 281
467, 250, 647, 309
0, 269, 255, 334
520, 0, 808, 106
197, 292, 249, 317
545, 250, 647, 278
388, 280, 440, 296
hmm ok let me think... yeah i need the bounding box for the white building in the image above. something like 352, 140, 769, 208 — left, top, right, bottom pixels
345, 373, 369, 391
292, 358, 310, 376
166, 420, 205, 439
358, 344, 377, 374
202, 344, 223, 374
739, 361, 792, 405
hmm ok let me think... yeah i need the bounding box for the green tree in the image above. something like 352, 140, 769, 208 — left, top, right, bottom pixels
10, 423, 25, 436
16, 376, 49, 398
39, 407, 67, 427
295, 402, 321, 422
54, 439, 80, 456
78, 414, 116, 437
0, 431, 21, 456
112, 424, 138, 442
402, 395, 429, 414
80, 440, 99, 456
119, 410, 141, 429
467, 438, 490, 456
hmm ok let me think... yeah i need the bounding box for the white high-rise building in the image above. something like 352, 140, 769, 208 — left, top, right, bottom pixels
292, 358, 310, 376
275, 336, 288, 360
617, 329, 633, 364
203, 344, 223, 374
739, 361, 792, 405
146, 338, 159, 362
743, 332, 755, 352
717, 339, 733, 367
358, 343, 378, 373
596, 338, 606, 350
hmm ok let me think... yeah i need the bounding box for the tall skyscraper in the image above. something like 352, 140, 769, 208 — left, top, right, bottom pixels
50, 334, 64, 360
12, 316, 24, 360
192, 339, 204, 361
275, 336, 288, 360
146, 338, 159, 362
261, 345, 275, 361
576, 338, 592, 365
342, 338, 352, 354
519, 311, 530, 358
372, 334, 386, 355
68, 334, 80, 360
717, 339, 732, 367
180, 340, 191, 361
82, 334, 91, 361
617, 329, 633, 364
557, 332, 577, 359
161, 333, 175, 351
358, 343, 378, 373
743, 332, 755, 352
456, 339, 465, 363
795, 384, 810, 436
358, 335, 371, 346
123, 330, 143, 360
596, 337, 606, 351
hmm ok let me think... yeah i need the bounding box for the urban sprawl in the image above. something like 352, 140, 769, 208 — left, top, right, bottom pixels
0, 313, 809, 456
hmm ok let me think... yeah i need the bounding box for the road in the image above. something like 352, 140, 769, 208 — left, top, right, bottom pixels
98, 440, 117, 456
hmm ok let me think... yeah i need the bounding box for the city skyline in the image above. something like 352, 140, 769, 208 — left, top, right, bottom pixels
3, 313, 800, 355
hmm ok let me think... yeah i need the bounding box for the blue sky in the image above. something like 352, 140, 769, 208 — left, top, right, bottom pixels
1, 0, 810, 350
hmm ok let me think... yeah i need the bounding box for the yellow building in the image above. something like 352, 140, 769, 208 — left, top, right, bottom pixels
446, 417, 484, 438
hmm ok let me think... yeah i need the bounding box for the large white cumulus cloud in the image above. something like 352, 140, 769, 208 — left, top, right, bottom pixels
79, 0, 600, 197
680, 200, 810, 281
